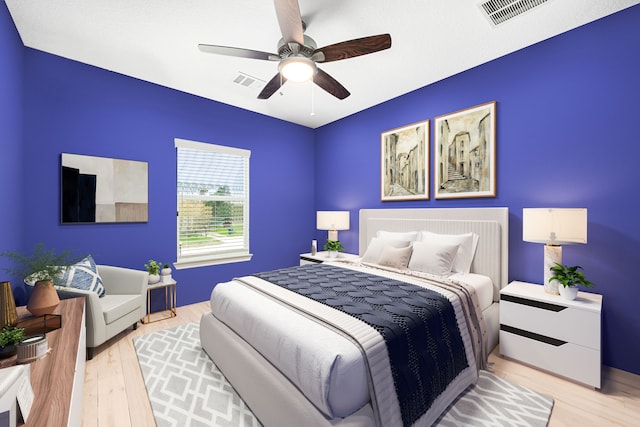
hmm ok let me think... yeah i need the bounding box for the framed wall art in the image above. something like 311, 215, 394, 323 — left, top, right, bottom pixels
61, 153, 148, 223
380, 119, 429, 201
434, 101, 496, 199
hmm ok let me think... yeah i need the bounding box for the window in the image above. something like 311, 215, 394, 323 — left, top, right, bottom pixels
174, 138, 251, 269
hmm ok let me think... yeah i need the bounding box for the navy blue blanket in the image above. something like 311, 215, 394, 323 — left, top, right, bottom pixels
253, 264, 468, 426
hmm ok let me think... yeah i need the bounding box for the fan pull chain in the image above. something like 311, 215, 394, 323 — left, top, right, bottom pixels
310, 81, 315, 116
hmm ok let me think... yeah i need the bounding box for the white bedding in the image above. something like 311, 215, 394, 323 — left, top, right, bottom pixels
449, 272, 494, 311
212, 280, 369, 418
209, 261, 493, 421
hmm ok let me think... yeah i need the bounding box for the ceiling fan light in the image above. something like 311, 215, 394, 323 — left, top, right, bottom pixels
279, 57, 316, 82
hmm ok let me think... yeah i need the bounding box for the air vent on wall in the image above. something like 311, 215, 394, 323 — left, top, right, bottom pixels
479, 0, 549, 26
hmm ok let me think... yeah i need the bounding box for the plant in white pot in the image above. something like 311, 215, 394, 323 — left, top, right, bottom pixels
549, 263, 593, 300
144, 260, 161, 284
323, 240, 345, 258
1, 243, 76, 316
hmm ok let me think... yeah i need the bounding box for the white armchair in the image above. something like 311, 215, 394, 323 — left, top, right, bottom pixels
56, 265, 148, 359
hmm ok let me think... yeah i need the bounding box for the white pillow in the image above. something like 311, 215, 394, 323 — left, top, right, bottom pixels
361, 237, 411, 263
418, 231, 478, 274
376, 230, 419, 242
408, 240, 460, 276
377, 245, 413, 269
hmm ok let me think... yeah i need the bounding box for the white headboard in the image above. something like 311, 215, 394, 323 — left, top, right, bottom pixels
359, 208, 509, 300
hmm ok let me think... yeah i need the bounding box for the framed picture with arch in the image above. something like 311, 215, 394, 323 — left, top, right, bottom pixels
380, 119, 429, 201
434, 101, 496, 199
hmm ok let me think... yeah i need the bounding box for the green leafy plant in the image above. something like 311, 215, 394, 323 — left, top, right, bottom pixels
1, 242, 76, 286
0, 325, 25, 348
323, 240, 345, 252
163, 263, 170, 269
549, 263, 593, 288
144, 260, 161, 275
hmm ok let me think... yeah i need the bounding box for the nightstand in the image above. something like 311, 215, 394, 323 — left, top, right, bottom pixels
299, 251, 359, 265
499, 281, 602, 388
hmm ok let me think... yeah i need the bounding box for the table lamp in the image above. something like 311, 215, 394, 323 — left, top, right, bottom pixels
316, 211, 350, 242
522, 208, 587, 294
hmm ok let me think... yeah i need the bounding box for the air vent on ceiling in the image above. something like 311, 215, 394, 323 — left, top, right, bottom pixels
232, 72, 265, 90
479, 0, 549, 26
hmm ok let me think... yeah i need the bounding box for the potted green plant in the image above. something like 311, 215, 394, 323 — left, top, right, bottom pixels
1, 243, 76, 316
0, 325, 25, 358
549, 263, 593, 300
144, 260, 161, 284
323, 240, 345, 258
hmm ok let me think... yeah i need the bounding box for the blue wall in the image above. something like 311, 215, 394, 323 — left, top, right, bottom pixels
19, 52, 316, 306
315, 6, 640, 375
0, 0, 316, 307
3, 2, 639, 375
0, 2, 26, 302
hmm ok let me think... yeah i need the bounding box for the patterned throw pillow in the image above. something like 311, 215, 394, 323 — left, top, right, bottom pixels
59, 255, 106, 297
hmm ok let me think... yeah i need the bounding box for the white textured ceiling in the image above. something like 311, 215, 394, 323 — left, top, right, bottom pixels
6, 0, 639, 128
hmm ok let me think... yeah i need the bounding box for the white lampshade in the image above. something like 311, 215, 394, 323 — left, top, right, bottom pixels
523, 208, 587, 294
523, 208, 587, 244
317, 211, 350, 241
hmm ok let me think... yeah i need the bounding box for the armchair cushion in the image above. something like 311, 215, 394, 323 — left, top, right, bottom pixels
101, 294, 142, 324
59, 255, 105, 297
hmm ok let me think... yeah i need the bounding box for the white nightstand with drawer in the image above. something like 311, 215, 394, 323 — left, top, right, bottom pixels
300, 252, 359, 265
499, 281, 602, 388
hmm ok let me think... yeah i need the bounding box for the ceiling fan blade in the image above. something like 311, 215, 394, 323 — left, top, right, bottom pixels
198, 44, 277, 61
313, 68, 350, 100
314, 34, 392, 63
258, 73, 287, 99
273, 0, 304, 45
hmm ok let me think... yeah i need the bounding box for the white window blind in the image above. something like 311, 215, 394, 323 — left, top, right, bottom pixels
174, 138, 251, 268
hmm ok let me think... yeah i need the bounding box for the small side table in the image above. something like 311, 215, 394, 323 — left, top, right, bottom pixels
144, 280, 177, 324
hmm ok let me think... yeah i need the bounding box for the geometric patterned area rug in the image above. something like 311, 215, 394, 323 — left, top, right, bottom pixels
434, 370, 554, 426
134, 323, 261, 427
135, 323, 553, 427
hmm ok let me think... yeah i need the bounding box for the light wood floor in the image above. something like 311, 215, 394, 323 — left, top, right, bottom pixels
81, 301, 640, 426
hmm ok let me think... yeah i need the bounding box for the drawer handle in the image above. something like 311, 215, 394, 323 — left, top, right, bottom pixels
501, 294, 567, 312
500, 324, 567, 347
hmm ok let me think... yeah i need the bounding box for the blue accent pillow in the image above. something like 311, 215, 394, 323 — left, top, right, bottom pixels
60, 255, 106, 297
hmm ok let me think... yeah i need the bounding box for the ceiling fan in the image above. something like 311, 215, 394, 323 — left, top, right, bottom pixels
198, 0, 392, 100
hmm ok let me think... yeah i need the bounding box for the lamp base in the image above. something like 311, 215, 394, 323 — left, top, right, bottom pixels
543, 244, 562, 295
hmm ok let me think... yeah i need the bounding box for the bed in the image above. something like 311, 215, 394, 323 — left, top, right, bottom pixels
200, 207, 508, 426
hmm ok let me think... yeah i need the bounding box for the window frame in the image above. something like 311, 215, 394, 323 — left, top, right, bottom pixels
174, 138, 252, 269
